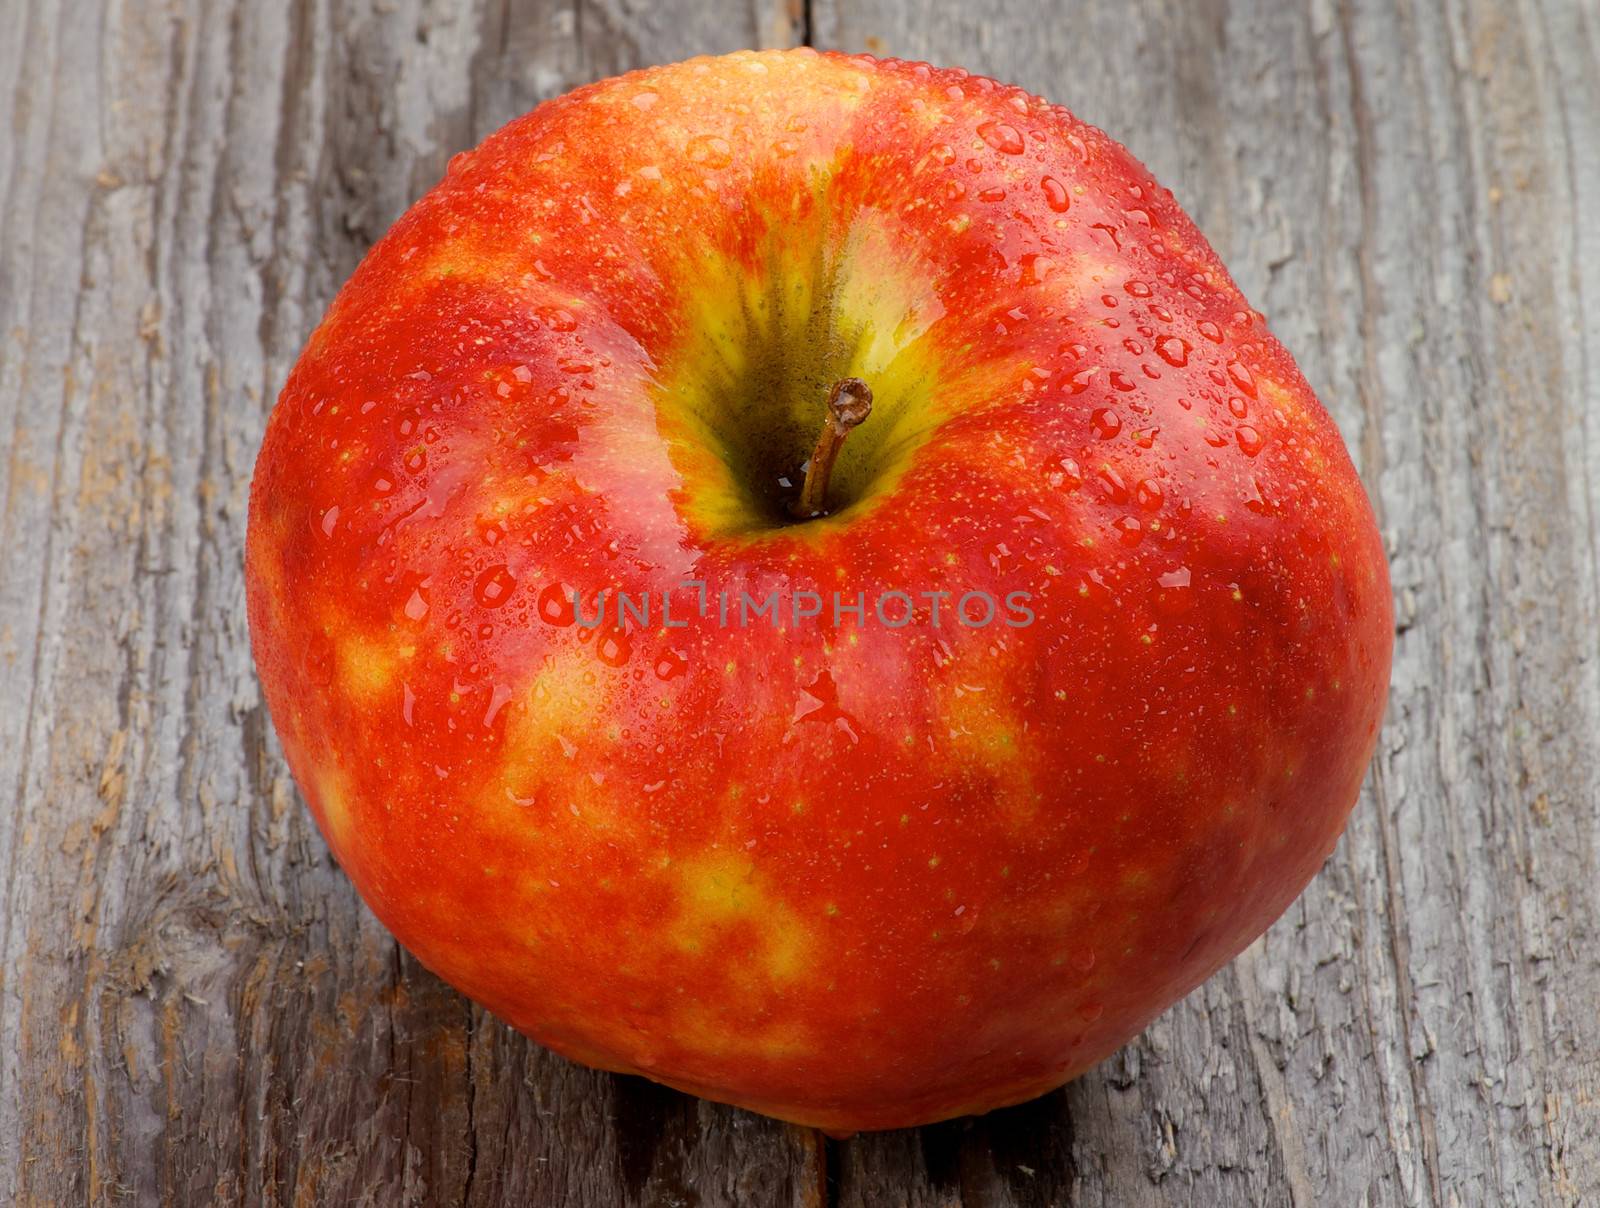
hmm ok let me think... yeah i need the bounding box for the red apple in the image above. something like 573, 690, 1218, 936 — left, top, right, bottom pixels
246, 49, 1392, 1132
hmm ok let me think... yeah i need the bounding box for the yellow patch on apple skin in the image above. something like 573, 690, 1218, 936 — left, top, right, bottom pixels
491, 648, 645, 841
402, 239, 490, 290
665, 1001, 812, 1064
593, 50, 876, 162
335, 630, 408, 703
246, 510, 304, 643
499, 646, 615, 802
394, 233, 605, 340
672, 852, 762, 933
937, 670, 1041, 827
1257, 376, 1309, 421
1025, 251, 1118, 316
760, 914, 814, 982
668, 852, 816, 985
521, 647, 608, 734
1257, 376, 1341, 477
309, 759, 357, 851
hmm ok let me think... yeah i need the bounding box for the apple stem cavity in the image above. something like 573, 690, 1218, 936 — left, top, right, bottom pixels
789, 377, 873, 521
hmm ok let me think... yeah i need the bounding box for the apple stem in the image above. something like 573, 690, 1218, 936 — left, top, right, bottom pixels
789, 377, 873, 520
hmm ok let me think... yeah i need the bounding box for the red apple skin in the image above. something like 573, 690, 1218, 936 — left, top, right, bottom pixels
246, 49, 1392, 1132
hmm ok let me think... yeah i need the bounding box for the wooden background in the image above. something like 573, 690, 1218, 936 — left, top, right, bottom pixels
3, 0, 1598, 1203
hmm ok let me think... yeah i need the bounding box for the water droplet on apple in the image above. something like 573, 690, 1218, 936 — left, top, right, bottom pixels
319, 505, 339, 537
1098, 466, 1129, 503
687, 133, 733, 169
1114, 516, 1144, 546
483, 683, 513, 728
1047, 457, 1083, 490
1243, 477, 1271, 514
1018, 253, 1052, 285
1125, 279, 1152, 298
631, 89, 659, 110
1156, 336, 1190, 367
1135, 479, 1164, 510
1198, 319, 1224, 343
596, 628, 632, 667
404, 588, 429, 621
1090, 408, 1121, 439
1153, 565, 1194, 615
654, 649, 688, 680
1094, 223, 1123, 251
474, 564, 517, 608
1227, 359, 1258, 397
537, 583, 576, 626
1236, 426, 1264, 456
1041, 175, 1071, 212
1228, 396, 1249, 419
977, 121, 1025, 154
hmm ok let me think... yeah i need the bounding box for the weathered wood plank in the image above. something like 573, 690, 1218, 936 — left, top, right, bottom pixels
815, 0, 1600, 1204
3, 0, 1598, 1205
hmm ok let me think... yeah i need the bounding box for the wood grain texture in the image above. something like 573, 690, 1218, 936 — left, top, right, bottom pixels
1, 1, 1596, 1205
